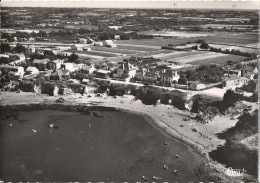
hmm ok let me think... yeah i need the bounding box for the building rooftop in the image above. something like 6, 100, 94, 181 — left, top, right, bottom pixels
33, 59, 50, 64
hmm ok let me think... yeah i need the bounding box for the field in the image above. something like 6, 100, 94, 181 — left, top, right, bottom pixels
117, 33, 259, 47
151, 50, 246, 65
140, 31, 215, 38
190, 54, 247, 65
90, 46, 140, 55
63, 32, 257, 63
68, 50, 119, 58
117, 45, 159, 51
209, 43, 259, 54
152, 51, 202, 60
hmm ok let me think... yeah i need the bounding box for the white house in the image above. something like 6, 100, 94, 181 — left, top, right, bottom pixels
0, 53, 9, 58
83, 46, 91, 51
0, 65, 24, 78
103, 40, 117, 47
84, 65, 96, 74
62, 62, 78, 73
71, 44, 83, 51
114, 35, 120, 40
27, 45, 36, 54
25, 66, 39, 75
79, 38, 87, 44
94, 42, 103, 46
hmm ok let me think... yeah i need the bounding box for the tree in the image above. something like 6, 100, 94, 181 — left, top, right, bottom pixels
223, 90, 243, 109
1, 43, 11, 53
41, 83, 55, 96
199, 42, 210, 50
251, 92, 258, 102
68, 53, 79, 63
37, 30, 47, 37
43, 50, 54, 56
120, 34, 130, 40
142, 89, 162, 105
13, 44, 26, 53
171, 94, 186, 110
0, 57, 10, 64
239, 80, 256, 93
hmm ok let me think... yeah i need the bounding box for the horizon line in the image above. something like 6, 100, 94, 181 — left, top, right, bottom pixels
1, 1, 259, 10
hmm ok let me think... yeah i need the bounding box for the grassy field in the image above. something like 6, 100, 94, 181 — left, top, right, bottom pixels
149, 50, 247, 65
117, 33, 258, 47
117, 45, 158, 52
91, 46, 139, 55
68, 50, 118, 57
152, 51, 202, 60
189, 54, 246, 65
206, 33, 259, 45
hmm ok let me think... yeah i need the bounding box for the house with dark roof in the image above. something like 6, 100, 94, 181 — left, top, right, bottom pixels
160, 69, 180, 86
143, 71, 158, 83
134, 68, 147, 81
113, 61, 136, 78
241, 65, 258, 80
47, 59, 64, 71
50, 69, 70, 80
32, 59, 51, 71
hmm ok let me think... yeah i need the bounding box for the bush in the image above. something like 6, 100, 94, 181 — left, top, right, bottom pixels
66, 83, 85, 93
20, 81, 35, 92
142, 88, 162, 105
41, 82, 56, 96
171, 95, 186, 110
251, 92, 258, 102
223, 89, 244, 109
160, 93, 172, 104
199, 42, 210, 49
109, 84, 128, 96
238, 80, 256, 93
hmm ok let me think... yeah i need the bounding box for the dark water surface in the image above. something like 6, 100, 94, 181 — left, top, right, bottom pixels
0, 109, 211, 181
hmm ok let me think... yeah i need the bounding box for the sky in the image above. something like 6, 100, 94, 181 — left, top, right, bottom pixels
1, 0, 259, 10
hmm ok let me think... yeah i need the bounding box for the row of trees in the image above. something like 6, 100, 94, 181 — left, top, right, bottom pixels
179, 65, 224, 84
107, 84, 187, 110
209, 47, 257, 58
1, 43, 26, 54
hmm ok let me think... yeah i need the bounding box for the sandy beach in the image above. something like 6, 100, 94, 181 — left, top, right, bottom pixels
0, 91, 256, 181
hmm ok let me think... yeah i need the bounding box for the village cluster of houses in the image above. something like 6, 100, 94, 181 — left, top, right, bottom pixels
0, 55, 258, 92
0, 42, 258, 92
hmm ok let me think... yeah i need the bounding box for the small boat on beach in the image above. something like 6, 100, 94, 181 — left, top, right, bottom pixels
141, 176, 148, 180
173, 169, 179, 175
49, 124, 58, 129
163, 165, 168, 170
152, 176, 162, 180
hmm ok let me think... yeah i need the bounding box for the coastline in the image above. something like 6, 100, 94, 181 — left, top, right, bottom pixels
0, 91, 256, 181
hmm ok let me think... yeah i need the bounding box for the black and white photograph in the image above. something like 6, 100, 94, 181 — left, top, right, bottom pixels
0, 0, 259, 182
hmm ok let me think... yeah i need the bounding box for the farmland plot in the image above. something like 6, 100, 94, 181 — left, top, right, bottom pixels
67, 50, 118, 57
190, 54, 247, 65
152, 51, 202, 60
118, 33, 258, 47
91, 46, 140, 55
116, 45, 159, 52
165, 52, 228, 64
209, 43, 258, 54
